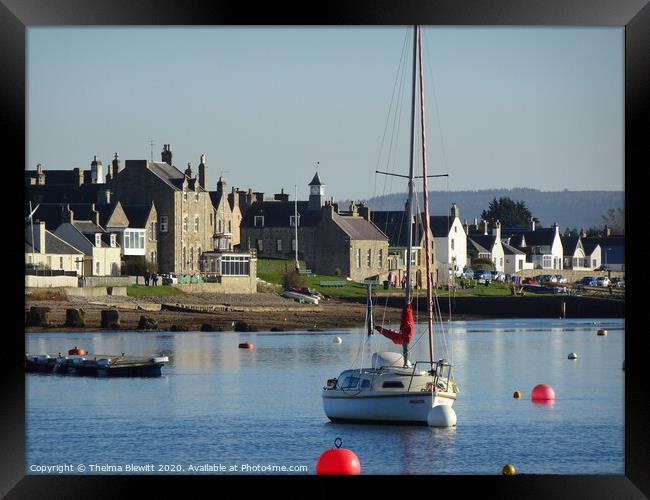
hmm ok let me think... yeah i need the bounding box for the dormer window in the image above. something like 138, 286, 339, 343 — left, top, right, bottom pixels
110, 234, 116, 247
254, 216, 264, 227
95, 234, 102, 246
289, 215, 300, 227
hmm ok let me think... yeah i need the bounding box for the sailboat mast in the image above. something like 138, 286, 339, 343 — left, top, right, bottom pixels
294, 184, 299, 272
417, 27, 435, 365
403, 25, 418, 365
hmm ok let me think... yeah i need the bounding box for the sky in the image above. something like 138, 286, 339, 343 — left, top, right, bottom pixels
27, 27, 624, 202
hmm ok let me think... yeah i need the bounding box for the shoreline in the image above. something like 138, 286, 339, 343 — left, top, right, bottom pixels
24, 291, 623, 333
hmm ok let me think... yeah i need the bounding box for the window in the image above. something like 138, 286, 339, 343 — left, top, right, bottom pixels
257, 240, 264, 252
182, 247, 186, 270
95, 234, 102, 246
254, 216, 264, 227
454, 225, 457, 233
150, 222, 157, 240
290, 215, 300, 227
95, 262, 100, 275
500, 258, 503, 268
220, 255, 251, 276
367, 249, 371, 268
382, 381, 404, 388
194, 193, 199, 202
341, 376, 360, 389
518, 259, 523, 270
210, 213, 213, 227
356, 248, 361, 268
160, 216, 168, 233
543, 255, 552, 268
138, 233, 144, 249
451, 238, 455, 250
76, 260, 80, 272
194, 216, 199, 232
190, 247, 194, 270
276, 240, 282, 252
228, 221, 232, 233
110, 234, 116, 247
378, 249, 383, 268
59, 257, 64, 269
46, 256, 52, 268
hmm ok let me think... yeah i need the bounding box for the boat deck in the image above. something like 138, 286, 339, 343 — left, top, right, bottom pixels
25, 353, 169, 377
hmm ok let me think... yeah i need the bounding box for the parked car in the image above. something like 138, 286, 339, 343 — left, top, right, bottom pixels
596, 276, 610, 287
611, 277, 625, 288
462, 267, 474, 279
473, 270, 493, 284
579, 276, 597, 286
493, 271, 506, 282
522, 277, 537, 285
555, 275, 567, 284
161, 273, 178, 285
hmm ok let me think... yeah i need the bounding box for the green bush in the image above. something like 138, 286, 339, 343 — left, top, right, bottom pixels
283, 270, 305, 289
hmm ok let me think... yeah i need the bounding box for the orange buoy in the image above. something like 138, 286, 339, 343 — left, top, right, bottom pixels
238, 342, 254, 349
68, 346, 86, 356
316, 438, 361, 475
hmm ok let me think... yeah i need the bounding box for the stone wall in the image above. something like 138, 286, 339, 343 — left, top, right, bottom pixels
25, 275, 78, 288
174, 275, 256, 294
80, 276, 137, 287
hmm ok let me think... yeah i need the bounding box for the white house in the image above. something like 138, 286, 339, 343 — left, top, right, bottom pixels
429, 203, 468, 284
502, 241, 531, 274
466, 219, 505, 272
25, 221, 84, 273
54, 216, 122, 276
503, 220, 564, 270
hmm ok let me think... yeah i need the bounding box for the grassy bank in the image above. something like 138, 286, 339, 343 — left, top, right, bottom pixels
127, 285, 187, 297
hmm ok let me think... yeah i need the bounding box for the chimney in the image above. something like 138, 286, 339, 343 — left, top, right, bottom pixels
91, 203, 100, 226
253, 192, 264, 203
161, 144, 173, 166
228, 187, 239, 208
450, 203, 460, 219
63, 204, 74, 224
36, 221, 46, 253
97, 189, 112, 205
323, 202, 335, 219
91, 155, 104, 184
274, 189, 289, 202
605, 225, 612, 237
349, 201, 358, 216
111, 152, 120, 180
73, 168, 84, 188
358, 204, 371, 221
529, 217, 536, 231
492, 219, 501, 239
482, 219, 488, 235
198, 154, 208, 189
580, 228, 587, 239
553, 222, 560, 236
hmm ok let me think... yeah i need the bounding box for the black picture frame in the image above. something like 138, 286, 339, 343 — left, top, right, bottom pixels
3, 0, 645, 497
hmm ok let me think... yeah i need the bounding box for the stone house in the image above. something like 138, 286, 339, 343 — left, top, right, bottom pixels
209, 174, 235, 252
114, 145, 215, 274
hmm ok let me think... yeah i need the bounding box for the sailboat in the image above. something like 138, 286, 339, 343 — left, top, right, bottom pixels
322, 26, 459, 425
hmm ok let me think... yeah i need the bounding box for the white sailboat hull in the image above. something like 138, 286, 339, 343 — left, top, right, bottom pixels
322, 390, 455, 425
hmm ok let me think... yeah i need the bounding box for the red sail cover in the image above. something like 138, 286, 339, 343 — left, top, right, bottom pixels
374, 304, 415, 345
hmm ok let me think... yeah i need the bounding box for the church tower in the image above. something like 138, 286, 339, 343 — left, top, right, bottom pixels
307, 171, 325, 211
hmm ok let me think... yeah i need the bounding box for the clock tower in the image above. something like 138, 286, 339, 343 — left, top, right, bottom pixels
307, 171, 325, 211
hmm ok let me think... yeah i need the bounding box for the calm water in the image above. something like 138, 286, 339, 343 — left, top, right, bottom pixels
25, 318, 624, 475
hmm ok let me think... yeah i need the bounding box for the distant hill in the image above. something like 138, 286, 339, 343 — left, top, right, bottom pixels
350, 188, 624, 231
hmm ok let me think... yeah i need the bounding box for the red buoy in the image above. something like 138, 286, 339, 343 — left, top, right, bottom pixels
238, 342, 254, 349
68, 346, 86, 356
531, 383, 555, 401
316, 438, 361, 475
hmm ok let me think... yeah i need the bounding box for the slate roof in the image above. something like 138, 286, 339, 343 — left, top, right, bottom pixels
24, 226, 84, 255
502, 242, 525, 255
147, 161, 206, 192
371, 211, 422, 247
560, 235, 581, 256
331, 212, 387, 241
502, 228, 556, 248
121, 204, 154, 228
467, 237, 490, 255
25, 169, 92, 185
241, 201, 323, 227
28, 202, 116, 230
469, 234, 496, 252
428, 215, 455, 237
581, 236, 625, 263
26, 182, 105, 204
308, 172, 323, 186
